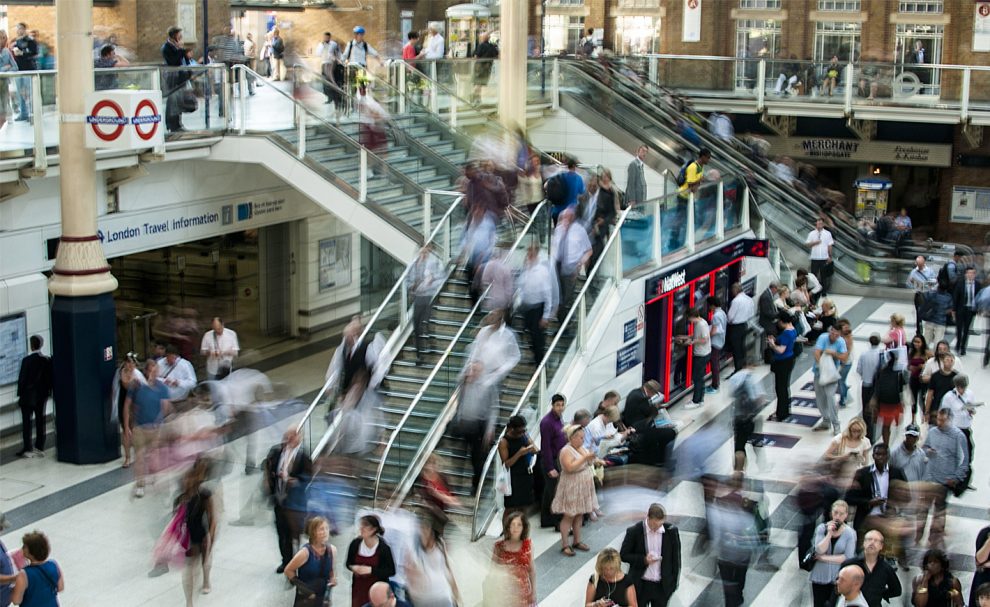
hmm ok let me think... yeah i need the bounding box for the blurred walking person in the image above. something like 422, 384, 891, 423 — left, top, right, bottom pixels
516, 243, 556, 365
265, 429, 313, 574
552, 208, 592, 324
177, 457, 217, 604
407, 246, 444, 363
403, 516, 460, 607
124, 359, 171, 497
112, 352, 145, 468
919, 408, 969, 551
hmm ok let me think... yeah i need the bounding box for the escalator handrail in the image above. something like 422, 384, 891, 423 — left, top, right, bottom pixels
469, 203, 632, 540
295, 192, 467, 438
290, 62, 467, 180
556, 61, 968, 270
373, 200, 550, 509
231, 65, 427, 197
576, 57, 975, 260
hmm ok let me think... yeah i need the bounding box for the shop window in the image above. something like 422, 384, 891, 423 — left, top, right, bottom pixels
817, 0, 861, 11
898, 1, 942, 12
544, 14, 585, 55
895, 23, 942, 96
615, 15, 661, 54
735, 19, 780, 89
814, 21, 861, 64
617, 0, 661, 7
740, 0, 781, 8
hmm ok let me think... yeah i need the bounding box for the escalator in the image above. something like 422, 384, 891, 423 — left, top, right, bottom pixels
551, 59, 969, 292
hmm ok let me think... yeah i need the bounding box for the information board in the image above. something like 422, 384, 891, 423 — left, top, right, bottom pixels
0, 312, 28, 385
950, 185, 990, 224
616, 340, 641, 376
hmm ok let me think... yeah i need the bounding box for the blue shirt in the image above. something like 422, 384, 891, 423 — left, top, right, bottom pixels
813, 333, 847, 372
710, 308, 728, 350
21, 561, 59, 607
562, 171, 585, 209
0, 540, 13, 607
773, 328, 797, 361
130, 380, 169, 427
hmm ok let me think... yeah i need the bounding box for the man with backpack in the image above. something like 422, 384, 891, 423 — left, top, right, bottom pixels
676, 148, 711, 201
545, 157, 585, 225
343, 25, 379, 93
577, 28, 595, 57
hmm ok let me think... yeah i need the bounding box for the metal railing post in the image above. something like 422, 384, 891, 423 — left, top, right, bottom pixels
31, 74, 46, 172
715, 181, 725, 241
552, 58, 560, 110
223, 67, 232, 130
296, 111, 306, 159
648, 55, 658, 90
422, 191, 432, 238
741, 186, 751, 231
686, 192, 696, 254
359, 149, 368, 202
442, 218, 452, 264
399, 283, 410, 326
430, 61, 437, 82
238, 68, 247, 135
756, 59, 766, 112
430, 77, 439, 115
844, 64, 854, 114
962, 68, 971, 123
450, 92, 458, 127
152, 67, 167, 155
615, 228, 625, 278
538, 368, 547, 411
773, 248, 782, 277
577, 294, 587, 352
398, 63, 406, 115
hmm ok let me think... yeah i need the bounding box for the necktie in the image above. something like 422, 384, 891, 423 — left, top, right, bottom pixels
968, 282, 974, 308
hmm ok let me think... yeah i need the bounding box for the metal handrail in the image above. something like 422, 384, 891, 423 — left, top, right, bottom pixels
294, 192, 466, 438
470, 204, 631, 540
557, 62, 966, 273
608, 54, 990, 73
230, 64, 425, 195
373, 200, 550, 509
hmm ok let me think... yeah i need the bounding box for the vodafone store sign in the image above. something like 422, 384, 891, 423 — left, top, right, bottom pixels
85, 90, 164, 149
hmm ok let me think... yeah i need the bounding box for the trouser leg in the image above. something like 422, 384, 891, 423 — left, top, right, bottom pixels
861, 385, 876, 443
773, 357, 794, 420
710, 348, 722, 389
814, 376, 839, 433
33, 396, 46, 451
19, 402, 32, 453
540, 466, 561, 528
413, 296, 432, 356
274, 504, 294, 566
523, 304, 545, 363
692, 354, 708, 404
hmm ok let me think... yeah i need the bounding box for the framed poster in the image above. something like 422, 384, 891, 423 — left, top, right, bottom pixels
950, 185, 990, 224
177, 0, 198, 43
977, 2, 990, 52
319, 235, 352, 292
682, 0, 702, 43
0, 312, 28, 386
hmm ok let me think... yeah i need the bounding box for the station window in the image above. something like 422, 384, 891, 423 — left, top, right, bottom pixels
895, 23, 943, 96
739, 0, 782, 8
817, 0, 862, 11
735, 19, 780, 89
544, 14, 585, 55
814, 21, 861, 64
615, 15, 661, 54
617, 0, 660, 7
898, 1, 942, 12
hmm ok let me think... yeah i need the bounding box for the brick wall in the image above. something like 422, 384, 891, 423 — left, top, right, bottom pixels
935, 125, 990, 245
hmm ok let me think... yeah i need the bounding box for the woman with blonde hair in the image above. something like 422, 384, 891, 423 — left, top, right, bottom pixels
585, 547, 637, 606
285, 516, 337, 607
552, 424, 599, 556
823, 417, 872, 486
885, 313, 907, 348
808, 500, 857, 607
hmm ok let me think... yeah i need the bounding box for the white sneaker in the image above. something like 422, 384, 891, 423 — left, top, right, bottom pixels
134, 486, 145, 498
32, 449, 45, 458
685, 402, 703, 410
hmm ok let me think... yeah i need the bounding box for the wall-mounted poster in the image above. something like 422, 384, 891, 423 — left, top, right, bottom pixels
177, 0, 198, 43
683, 0, 702, 43
319, 235, 352, 292
0, 312, 28, 386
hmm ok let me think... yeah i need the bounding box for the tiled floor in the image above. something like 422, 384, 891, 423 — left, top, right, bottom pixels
2, 295, 988, 606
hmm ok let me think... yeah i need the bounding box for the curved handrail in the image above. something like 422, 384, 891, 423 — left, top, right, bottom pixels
556, 61, 970, 274
373, 200, 550, 509
470, 204, 631, 539
294, 192, 466, 437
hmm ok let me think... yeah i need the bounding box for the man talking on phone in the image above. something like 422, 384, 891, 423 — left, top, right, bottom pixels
620, 503, 681, 607
919, 407, 969, 550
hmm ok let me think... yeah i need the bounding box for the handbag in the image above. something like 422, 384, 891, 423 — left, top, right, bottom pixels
179, 88, 198, 113
889, 330, 908, 372
799, 545, 817, 571
817, 357, 841, 385
152, 503, 191, 567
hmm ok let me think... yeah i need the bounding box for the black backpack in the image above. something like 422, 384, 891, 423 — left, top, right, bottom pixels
873, 353, 903, 404
544, 173, 568, 207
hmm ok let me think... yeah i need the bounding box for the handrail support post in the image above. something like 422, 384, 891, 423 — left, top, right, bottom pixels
716, 181, 725, 241
359, 149, 368, 202
686, 192, 696, 254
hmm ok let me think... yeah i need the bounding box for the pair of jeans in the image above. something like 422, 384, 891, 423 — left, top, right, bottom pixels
710, 347, 722, 388
771, 356, 795, 420
814, 372, 840, 433
836, 362, 852, 406
692, 354, 710, 404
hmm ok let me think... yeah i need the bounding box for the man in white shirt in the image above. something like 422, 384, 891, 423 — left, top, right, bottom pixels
552, 208, 593, 323
620, 503, 682, 607
423, 25, 444, 60
708, 111, 735, 143
343, 26, 379, 69
200, 317, 239, 380
939, 373, 975, 491
726, 283, 755, 374
315, 31, 341, 104
407, 246, 444, 362
517, 244, 555, 364
805, 218, 834, 296
158, 345, 197, 401
684, 307, 711, 410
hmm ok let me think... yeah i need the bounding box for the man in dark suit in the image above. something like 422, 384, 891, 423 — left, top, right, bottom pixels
757, 281, 779, 339
952, 267, 980, 356
625, 145, 648, 207
844, 443, 907, 539
620, 503, 681, 607
622, 379, 662, 428
264, 429, 312, 573
16, 334, 53, 458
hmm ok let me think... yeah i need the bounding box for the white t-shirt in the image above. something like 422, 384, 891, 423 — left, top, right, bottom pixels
424, 33, 445, 59
806, 228, 834, 261
200, 328, 239, 377
939, 388, 974, 430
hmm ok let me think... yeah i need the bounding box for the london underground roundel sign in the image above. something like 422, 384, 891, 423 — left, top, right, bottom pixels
87, 99, 128, 142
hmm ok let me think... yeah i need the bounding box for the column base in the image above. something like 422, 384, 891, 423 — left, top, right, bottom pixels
51, 292, 120, 464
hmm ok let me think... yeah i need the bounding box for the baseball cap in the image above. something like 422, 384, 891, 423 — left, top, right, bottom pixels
904, 424, 921, 436
354, 26, 365, 34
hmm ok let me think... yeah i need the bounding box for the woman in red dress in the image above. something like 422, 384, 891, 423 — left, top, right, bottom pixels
491, 511, 537, 607
345, 515, 396, 607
